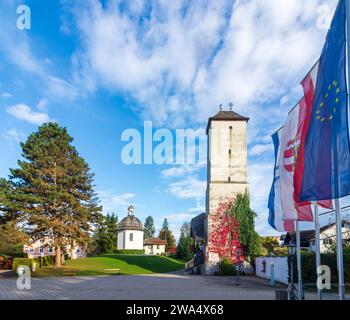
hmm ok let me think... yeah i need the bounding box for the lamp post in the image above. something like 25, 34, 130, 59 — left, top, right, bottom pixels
288, 242, 297, 300
235, 249, 241, 286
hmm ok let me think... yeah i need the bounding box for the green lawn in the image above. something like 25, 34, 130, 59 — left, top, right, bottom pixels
32, 255, 185, 277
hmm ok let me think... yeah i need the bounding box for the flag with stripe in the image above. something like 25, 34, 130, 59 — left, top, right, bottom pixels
268, 129, 295, 232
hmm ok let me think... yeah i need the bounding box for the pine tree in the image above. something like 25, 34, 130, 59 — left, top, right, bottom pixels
144, 216, 156, 239
3, 123, 102, 268
162, 218, 169, 231
106, 213, 118, 252
176, 223, 193, 260
159, 219, 176, 253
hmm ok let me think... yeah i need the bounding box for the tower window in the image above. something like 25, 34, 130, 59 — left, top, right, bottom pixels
228, 177, 231, 182
129, 233, 134, 242
229, 149, 232, 155
229, 126, 233, 130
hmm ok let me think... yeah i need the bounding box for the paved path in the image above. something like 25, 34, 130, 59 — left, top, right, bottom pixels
0, 273, 345, 300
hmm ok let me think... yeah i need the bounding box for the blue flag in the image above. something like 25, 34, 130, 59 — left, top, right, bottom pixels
300, 0, 350, 202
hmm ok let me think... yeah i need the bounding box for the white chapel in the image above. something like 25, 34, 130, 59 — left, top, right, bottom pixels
117, 205, 144, 250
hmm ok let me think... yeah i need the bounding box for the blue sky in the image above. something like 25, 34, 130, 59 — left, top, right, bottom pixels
0, 0, 341, 239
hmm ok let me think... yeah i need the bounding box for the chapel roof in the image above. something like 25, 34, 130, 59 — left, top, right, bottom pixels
117, 215, 143, 231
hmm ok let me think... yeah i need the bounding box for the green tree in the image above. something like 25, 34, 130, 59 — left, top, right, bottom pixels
106, 213, 118, 252
162, 218, 169, 231
230, 192, 262, 261
2, 123, 102, 268
0, 221, 29, 256
144, 216, 156, 239
176, 222, 193, 260
159, 219, 176, 252
261, 236, 280, 255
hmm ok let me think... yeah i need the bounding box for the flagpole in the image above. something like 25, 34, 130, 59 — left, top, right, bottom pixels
314, 204, 322, 300
337, 0, 350, 301
296, 221, 304, 300
335, 198, 345, 299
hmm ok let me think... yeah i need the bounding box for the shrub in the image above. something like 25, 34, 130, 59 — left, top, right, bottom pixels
218, 259, 237, 276
12, 256, 54, 272
12, 258, 34, 272
114, 250, 145, 255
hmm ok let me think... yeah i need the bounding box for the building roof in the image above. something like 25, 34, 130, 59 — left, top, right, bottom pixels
117, 215, 143, 231
207, 110, 249, 134
144, 238, 166, 245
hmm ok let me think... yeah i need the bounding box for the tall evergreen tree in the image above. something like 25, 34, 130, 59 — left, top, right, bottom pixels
159, 219, 176, 252
106, 213, 118, 252
162, 218, 169, 231
3, 123, 101, 268
176, 222, 193, 260
144, 216, 156, 239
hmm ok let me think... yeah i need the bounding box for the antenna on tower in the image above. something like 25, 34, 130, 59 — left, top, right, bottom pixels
229, 102, 233, 111
219, 104, 223, 111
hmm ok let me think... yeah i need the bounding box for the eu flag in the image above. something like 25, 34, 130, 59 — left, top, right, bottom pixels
300, 0, 350, 202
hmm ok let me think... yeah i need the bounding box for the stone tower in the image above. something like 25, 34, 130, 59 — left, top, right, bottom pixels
204, 107, 249, 275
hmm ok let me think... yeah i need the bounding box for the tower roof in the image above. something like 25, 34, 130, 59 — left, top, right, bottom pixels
206, 110, 249, 134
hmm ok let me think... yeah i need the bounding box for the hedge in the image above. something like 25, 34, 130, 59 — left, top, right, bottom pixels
289, 248, 350, 287
114, 250, 145, 255
12, 256, 54, 272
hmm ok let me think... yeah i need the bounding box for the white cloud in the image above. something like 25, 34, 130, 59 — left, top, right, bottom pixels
168, 177, 206, 200
111, 193, 136, 206
249, 144, 274, 157
37, 99, 48, 111
3, 129, 26, 145
1, 92, 12, 98
6, 104, 51, 125
67, 0, 336, 132
161, 165, 204, 178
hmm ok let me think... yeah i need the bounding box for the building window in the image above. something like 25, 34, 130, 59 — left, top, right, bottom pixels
39, 247, 44, 253
129, 233, 134, 241
76, 248, 81, 254
48, 247, 53, 253
148, 245, 152, 249
228, 177, 231, 182
40, 239, 45, 244
29, 248, 34, 254
157, 245, 160, 249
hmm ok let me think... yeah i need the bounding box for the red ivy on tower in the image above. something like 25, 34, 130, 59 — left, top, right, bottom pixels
207, 198, 244, 264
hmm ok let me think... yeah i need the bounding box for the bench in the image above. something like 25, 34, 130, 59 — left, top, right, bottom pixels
103, 269, 120, 274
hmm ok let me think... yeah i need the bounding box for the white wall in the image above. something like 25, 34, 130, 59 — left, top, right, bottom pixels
255, 257, 289, 285
117, 231, 125, 250
118, 230, 144, 250
144, 244, 165, 255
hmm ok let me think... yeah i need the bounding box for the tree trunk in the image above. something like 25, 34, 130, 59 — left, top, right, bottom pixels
55, 246, 61, 268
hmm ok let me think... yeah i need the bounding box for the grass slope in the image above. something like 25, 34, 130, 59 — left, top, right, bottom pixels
32, 255, 185, 277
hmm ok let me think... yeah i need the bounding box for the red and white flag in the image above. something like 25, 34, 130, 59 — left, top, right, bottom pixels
294, 62, 333, 210
279, 100, 314, 221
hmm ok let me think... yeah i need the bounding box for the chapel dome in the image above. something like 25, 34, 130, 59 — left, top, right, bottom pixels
117, 215, 143, 231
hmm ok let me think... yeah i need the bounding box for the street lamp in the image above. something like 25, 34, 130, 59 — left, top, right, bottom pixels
235, 249, 241, 286
288, 242, 297, 300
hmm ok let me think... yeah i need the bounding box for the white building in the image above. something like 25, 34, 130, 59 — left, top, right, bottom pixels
117, 205, 144, 250
144, 239, 166, 255
23, 238, 86, 260
309, 221, 350, 253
